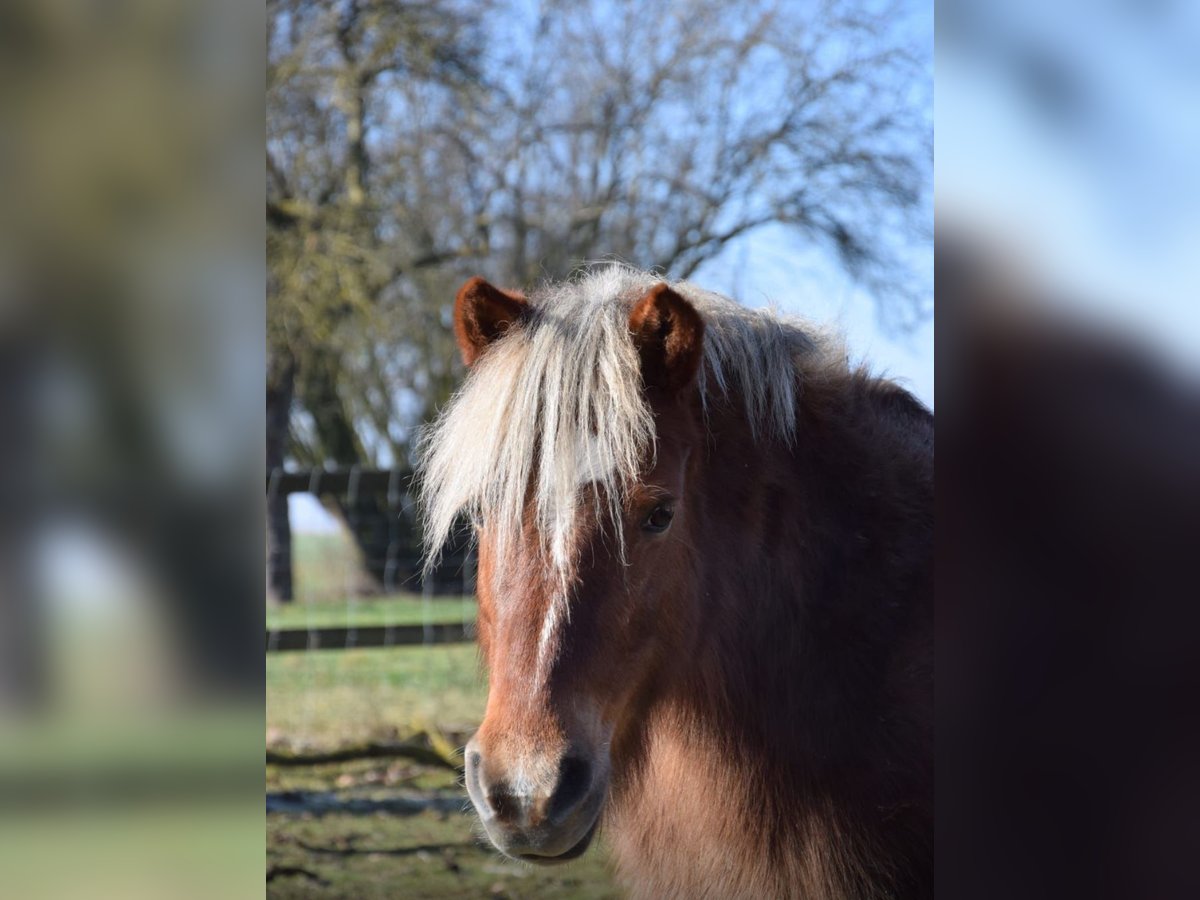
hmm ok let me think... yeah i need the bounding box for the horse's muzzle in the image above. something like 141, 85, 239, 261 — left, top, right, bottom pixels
464, 739, 607, 864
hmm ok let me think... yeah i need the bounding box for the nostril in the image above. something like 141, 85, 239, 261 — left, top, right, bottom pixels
468, 751, 481, 770
486, 782, 519, 823
550, 755, 592, 820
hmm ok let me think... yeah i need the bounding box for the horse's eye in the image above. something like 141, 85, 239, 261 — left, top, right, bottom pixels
642, 505, 675, 534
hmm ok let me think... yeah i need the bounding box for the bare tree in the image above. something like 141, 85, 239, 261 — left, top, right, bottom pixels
471, 0, 931, 326
267, 0, 931, 598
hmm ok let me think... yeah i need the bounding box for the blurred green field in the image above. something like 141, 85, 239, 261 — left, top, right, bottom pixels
267, 643, 621, 898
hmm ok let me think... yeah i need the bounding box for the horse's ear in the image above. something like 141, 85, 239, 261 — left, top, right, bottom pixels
454, 277, 528, 367
628, 283, 705, 393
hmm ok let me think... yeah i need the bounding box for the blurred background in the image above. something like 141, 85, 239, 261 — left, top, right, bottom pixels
938, 2, 1200, 898
265, 0, 931, 895
0, 0, 264, 897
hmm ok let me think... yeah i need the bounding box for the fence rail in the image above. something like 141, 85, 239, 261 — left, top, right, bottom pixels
266, 468, 411, 498
266, 622, 475, 653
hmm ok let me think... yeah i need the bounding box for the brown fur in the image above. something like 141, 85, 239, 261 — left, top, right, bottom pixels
455, 276, 528, 367
454, 280, 933, 898
628, 284, 706, 391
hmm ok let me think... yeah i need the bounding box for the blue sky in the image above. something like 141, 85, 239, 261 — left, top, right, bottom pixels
694, 224, 934, 407
938, 0, 1200, 373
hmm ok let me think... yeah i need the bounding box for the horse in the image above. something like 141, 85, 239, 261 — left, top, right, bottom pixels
417, 266, 933, 899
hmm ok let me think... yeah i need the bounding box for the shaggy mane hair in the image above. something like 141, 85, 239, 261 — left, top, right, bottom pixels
417, 265, 835, 579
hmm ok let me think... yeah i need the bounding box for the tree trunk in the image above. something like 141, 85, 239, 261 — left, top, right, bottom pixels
297, 351, 389, 594
267, 351, 295, 602
0, 333, 45, 712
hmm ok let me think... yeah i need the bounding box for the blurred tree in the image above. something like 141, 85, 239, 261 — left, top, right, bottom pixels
267, 0, 931, 598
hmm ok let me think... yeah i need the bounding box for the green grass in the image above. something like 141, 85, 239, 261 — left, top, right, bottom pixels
267, 595, 477, 631
267, 644, 487, 745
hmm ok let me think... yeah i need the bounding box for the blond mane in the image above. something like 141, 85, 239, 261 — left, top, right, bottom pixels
417, 265, 830, 580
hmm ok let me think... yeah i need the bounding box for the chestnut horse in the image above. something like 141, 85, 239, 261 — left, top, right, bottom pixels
418, 268, 932, 899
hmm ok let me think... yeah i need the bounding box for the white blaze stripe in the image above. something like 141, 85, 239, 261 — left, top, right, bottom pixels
535, 591, 566, 687
539, 434, 608, 683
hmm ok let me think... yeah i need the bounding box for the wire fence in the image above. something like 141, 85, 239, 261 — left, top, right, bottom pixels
266, 467, 476, 653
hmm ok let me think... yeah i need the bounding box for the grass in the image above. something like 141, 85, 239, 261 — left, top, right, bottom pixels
267, 596, 478, 631
267, 644, 487, 743
267, 644, 622, 897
